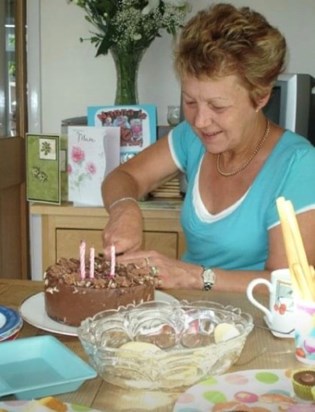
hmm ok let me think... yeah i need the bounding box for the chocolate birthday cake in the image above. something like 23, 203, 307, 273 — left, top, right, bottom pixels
44, 256, 156, 327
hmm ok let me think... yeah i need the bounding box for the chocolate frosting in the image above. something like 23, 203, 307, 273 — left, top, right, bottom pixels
44, 257, 155, 327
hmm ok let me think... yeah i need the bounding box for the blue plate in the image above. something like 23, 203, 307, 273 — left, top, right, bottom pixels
0, 335, 97, 399
0, 306, 23, 342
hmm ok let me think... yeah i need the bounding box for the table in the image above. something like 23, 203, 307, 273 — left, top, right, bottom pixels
0, 279, 302, 411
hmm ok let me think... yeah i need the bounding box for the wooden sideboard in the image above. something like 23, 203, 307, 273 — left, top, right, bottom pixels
30, 199, 185, 274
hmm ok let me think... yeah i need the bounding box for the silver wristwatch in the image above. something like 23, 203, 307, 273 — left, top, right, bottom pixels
201, 266, 216, 291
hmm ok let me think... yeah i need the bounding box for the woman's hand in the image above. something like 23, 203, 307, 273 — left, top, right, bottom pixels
117, 250, 203, 290
116, 249, 274, 292
102, 202, 143, 258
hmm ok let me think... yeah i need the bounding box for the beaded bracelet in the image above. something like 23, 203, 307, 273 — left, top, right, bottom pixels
109, 197, 138, 210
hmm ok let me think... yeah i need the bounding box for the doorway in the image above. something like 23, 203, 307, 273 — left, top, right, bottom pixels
0, 0, 29, 278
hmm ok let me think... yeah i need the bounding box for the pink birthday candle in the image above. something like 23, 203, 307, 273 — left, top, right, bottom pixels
90, 247, 95, 278
80, 240, 86, 279
110, 244, 116, 277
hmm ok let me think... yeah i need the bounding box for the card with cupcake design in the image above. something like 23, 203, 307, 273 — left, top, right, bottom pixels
87, 104, 157, 164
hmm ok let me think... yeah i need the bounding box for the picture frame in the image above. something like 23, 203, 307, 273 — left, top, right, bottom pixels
26, 134, 61, 204
87, 104, 157, 163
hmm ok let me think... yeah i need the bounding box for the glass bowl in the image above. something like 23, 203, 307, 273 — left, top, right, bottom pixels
78, 300, 253, 391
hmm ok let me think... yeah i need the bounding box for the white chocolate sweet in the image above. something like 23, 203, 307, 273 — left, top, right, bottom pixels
214, 323, 240, 343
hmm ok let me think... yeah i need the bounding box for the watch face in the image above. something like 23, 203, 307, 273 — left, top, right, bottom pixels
202, 268, 215, 290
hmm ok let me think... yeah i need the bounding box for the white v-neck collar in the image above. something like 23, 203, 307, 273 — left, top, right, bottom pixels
192, 156, 249, 222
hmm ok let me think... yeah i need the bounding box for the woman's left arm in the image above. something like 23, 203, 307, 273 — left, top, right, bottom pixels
116, 210, 315, 293
117, 250, 270, 293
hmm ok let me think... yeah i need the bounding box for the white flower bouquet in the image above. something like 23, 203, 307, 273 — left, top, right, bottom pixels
68, 0, 191, 55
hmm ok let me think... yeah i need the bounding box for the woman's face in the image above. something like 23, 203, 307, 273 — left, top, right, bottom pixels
181, 74, 259, 154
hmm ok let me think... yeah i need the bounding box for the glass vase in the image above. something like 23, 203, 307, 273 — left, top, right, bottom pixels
110, 47, 147, 105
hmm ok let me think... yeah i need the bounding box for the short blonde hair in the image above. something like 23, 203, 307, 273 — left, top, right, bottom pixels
174, 3, 287, 104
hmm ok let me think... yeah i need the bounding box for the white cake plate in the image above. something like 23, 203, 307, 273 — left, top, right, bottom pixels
20, 291, 178, 337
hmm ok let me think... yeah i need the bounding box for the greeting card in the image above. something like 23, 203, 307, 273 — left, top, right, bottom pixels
87, 104, 157, 163
26, 134, 61, 204
67, 126, 120, 206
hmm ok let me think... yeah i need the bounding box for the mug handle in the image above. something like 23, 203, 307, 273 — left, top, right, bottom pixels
246, 278, 273, 322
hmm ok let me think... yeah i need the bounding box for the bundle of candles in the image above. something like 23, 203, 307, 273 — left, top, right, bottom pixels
79, 240, 116, 280
276, 196, 315, 301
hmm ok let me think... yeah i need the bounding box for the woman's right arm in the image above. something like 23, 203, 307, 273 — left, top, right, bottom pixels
101, 135, 179, 257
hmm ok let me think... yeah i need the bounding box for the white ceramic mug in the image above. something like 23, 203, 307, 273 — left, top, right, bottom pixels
246, 268, 294, 336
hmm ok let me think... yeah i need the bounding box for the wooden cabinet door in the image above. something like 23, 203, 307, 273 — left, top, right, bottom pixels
56, 229, 180, 262
143, 232, 179, 258
0, 0, 28, 278
56, 229, 104, 261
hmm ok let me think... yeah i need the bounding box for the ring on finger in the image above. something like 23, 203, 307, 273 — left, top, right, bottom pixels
150, 265, 159, 277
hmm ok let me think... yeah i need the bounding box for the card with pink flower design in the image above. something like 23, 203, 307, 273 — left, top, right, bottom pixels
67, 126, 120, 206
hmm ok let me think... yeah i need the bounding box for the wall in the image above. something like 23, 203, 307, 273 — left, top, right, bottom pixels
28, 0, 315, 135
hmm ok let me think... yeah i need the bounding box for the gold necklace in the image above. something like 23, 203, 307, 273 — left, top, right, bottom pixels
216, 119, 270, 177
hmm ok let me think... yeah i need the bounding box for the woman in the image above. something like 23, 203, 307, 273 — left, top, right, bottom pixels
101, 3, 315, 292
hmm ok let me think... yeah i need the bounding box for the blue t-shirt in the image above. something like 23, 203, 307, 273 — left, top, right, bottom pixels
169, 121, 315, 270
